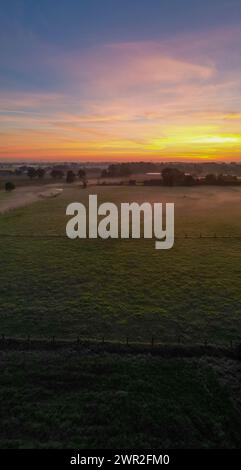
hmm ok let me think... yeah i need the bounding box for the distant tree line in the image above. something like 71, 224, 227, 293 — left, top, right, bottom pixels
159, 168, 239, 186
101, 163, 241, 186
3, 162, 241, 189
17, 166, 88, 186
101, 161, 241, 178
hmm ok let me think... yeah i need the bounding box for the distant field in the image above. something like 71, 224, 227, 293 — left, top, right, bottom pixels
0, 185, 241, 343
1, 350, 241, 449
0, 175, 56, 190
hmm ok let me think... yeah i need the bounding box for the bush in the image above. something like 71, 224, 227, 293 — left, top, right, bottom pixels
5, 181, 15, 192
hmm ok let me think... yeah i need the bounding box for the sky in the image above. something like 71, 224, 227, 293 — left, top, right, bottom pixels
1, 0, 241, 161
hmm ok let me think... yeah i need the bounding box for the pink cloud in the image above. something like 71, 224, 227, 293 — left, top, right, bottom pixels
2, 24, 241, 160
55, 41, 215, 99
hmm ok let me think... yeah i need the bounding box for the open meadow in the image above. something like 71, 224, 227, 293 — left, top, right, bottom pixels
0, 185, 241, 344
1, 185, 241, 448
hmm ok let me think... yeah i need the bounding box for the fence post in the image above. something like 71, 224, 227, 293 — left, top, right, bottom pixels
151, 336, 154, 348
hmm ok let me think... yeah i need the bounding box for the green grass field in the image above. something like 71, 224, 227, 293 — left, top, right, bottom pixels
1, 349, 241, 449
1, 185, 241, 449
0, 185, 241, 343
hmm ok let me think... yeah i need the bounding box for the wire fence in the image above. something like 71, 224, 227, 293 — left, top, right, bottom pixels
1, 233, 241, 240
0, 334, 239, 358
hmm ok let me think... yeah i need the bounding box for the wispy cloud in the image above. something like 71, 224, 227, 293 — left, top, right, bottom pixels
1, 25, 241, 160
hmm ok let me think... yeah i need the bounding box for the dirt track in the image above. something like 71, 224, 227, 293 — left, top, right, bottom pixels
0, 184, 64, 214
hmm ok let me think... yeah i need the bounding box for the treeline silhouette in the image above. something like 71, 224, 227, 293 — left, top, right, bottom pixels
102, 164, 241, 186
3, 162, 241, 187
101, 161, 241, 177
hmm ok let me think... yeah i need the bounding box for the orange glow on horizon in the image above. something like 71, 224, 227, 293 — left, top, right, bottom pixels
2, 32, 241, 162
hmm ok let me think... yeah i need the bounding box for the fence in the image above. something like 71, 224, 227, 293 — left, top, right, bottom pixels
0, 334, 239, 359
1, 233, 241, 240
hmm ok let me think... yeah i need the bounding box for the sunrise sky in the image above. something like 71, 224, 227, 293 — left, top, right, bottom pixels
1, 0, 241, 161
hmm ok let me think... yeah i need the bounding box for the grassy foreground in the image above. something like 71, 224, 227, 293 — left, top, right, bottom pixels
1, 350, 241, 449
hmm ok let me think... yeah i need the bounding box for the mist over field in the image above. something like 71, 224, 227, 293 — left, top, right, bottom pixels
0, 184, 241, 344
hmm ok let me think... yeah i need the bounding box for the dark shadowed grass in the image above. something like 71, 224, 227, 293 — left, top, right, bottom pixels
0, 350, 241, 449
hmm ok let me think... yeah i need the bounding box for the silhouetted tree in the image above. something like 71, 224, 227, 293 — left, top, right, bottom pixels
27, 167, 37, 179
205, 174, 217, 185
217, 174, 237, 185
78, 168, 87, 188
78, 169, 86, 179
107, 163, 132, 177
50, 169, 64, 179
183, 174, 196, 186
101, 169, 108, 178
66, 170, 76, 183
162, 167, 184, 186
5, 181, 15, 192
36, 168, 45, 179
